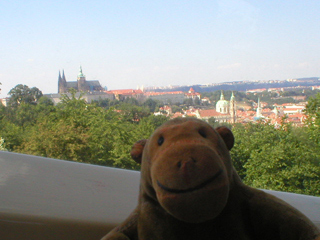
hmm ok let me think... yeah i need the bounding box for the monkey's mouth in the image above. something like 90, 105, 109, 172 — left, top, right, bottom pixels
156, 169, 223, 194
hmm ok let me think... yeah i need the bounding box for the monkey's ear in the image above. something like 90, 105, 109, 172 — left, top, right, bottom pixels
130, 139, 147, 164
215, 126, 234, 151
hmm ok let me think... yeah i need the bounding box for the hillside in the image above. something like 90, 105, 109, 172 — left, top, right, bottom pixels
148, 77, 320, 93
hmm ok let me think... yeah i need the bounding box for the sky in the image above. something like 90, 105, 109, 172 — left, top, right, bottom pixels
1, 0, 320, 97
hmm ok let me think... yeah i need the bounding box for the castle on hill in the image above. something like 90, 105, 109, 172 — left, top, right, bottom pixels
58, 66, 103, 93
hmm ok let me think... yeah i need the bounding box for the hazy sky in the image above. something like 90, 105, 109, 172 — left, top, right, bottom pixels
1, 0, 320, 97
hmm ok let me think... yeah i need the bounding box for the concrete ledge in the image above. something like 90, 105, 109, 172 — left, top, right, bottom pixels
0, 151, 319, 239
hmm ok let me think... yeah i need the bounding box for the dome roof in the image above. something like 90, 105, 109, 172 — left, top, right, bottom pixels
216, 99, 229, 107
216, 91, 229, 113
216, 91, 229, 107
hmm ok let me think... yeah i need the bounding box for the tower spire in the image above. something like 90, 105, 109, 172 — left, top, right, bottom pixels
256, 97, 262, 117
230, 91, 236, 123
62, 69, 66, 81
77, 66, 87, 91
78, 66, 85, 79
58, 70, 62, 93
220, 90, 225, 100
58, 69, 67, 93
230, 91, 235, 101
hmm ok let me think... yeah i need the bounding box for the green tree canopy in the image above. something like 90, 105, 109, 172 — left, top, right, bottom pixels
8, 84, 43, 107
305, 93, 320, 118
231, 122, 320, 196
303, 92, 320, 143
143, 98, 161, 112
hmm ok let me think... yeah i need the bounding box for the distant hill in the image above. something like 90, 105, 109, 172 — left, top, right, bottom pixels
147, 77, 320, 93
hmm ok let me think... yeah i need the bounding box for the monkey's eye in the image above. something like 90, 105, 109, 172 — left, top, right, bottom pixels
158, 136, 164, 146
198, 128, 207, 138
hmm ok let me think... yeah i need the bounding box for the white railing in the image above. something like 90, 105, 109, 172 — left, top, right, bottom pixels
0, 151, 319, 240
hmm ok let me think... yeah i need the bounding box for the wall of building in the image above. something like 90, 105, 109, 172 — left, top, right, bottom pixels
147, 93, 185, 104
44, 92, 114, 105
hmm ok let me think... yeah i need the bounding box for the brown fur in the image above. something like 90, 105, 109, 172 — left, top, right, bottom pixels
102, 118, 320, 240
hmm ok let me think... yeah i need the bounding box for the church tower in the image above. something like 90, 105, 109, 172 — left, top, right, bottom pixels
216, 90, 229, 114
256, 97, 262, 118
58, 70, 67, 93
230, 91, 236, 123
77, 66, 87, 92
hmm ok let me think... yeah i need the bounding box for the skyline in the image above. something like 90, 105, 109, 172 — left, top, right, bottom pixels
1, 0, 320, 98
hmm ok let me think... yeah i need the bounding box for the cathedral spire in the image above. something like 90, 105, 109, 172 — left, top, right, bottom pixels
58, 70, 67, 93
62, 69, 66, 81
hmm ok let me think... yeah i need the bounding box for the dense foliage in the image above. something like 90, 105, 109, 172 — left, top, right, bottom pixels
0, 86, 319, 196
8, 84, 43, 107
230, 123, 320, 196
0, 87, 168, 169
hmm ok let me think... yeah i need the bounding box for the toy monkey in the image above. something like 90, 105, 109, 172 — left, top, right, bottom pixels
102, 118, 320, 240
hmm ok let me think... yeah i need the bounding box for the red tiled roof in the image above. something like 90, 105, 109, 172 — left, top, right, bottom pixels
107, 89, 143, 94
199, 109, 225, 118
159, 106, 172, 111
144, 91, 184, 96
287, 113, 306, 118
281, 103, 305, 107
171, 112, 184, 118
283, 108, 303, 111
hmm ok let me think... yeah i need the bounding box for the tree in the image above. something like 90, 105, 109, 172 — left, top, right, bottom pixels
305, 93, 320, 118
304, 92, 320, 143
8, 84, 43, 107
109, 115, 169, 170
0, 119, 23, 151
2, 96, 55, 129
123, 97, 139, 106
30, 87, 43, 102
11, 102, 39, 128
0, 101, 5, 120
107, 120, 138, 169
143, 99, 160, 112
92, 98, 112, 108
194, 97, 201, 106
171, 105, 182, 114
134, 115, 168, 140
16, 96, 116, 166
35, 96, 55, 113
230, 122, 320, 196
15, 94, 144, 168
183, 98, 194, 106
115, 103, 150, 123
243, 133, 320, 196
